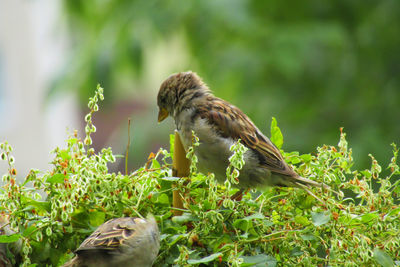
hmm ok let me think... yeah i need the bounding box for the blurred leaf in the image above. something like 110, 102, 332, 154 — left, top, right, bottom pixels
155, 193, 170, 205
0, 233, 21, 243
295, 215, 311, 226
241, 254, 277, 267
23, 225, 38, 237
270, 117, 283, 149
187, 252, 223, 264
46, 174, 65, 184
311, 211, 331, 226
300, 234, 317, 241
290, 246, 303, 257
169, 134, 175, 157
151, 159, 160, 169
359, 212, 378, 224
22, 198, 51, 213
59, 151, 71, 161
172, 213, 196, 224
232, 213, 262, 233
290, 157, 301, 164
233, 219, 252, 232
168, 234, 188, 246
89, 211, 105, 227
243, 213, 264, 221
384, 207, 400, 221
373, 248, 394, 267
300, 154, 312, 162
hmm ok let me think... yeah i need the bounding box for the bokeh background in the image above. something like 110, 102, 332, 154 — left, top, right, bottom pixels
1, 0, 399, 179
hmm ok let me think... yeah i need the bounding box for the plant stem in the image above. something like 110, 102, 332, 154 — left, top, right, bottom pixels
172, 131, 190, 216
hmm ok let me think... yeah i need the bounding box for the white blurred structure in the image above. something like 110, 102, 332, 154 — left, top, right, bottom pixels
0, 0, 80, 180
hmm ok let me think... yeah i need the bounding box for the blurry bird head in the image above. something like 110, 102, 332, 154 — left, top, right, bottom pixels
157, 71, 209, 122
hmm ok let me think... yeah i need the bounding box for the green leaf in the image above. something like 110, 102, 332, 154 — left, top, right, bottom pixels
263, 219, 274, 227
59, 151, 71, 160
241, 254, 277, 267
89, 211, 105, 226
385, 207, 400, 220
270, 117, 283, 149
151, 159, 160, 169
0, 233, 21, 243
300, 234, 317, 241
290, 157, 301, 164
348, 212, 379, 226
233, 219, 252, 232
22, 198, 51, 213
300, 195, 316, 209
156, 193, 170, 205
46, 173, 65, 184
311, 211, 331, 226
290, 247, 303, 257
294, 215, 311, 226
160, 176, 180, 182
359, 212, 378, 224
340, 160, 348, 169
243, 212, 264, 221
168, 233, 188, 246
213, 234, 233, 252
187, 252, 223, 264
67, 137, 78, 145
233, 213, 263, 232
300, 154, 312, 162
233, 219, 258, 236
373, 248, 394, 267
169, 134, 175, 156
172, 213, 197, 224
23, 225, 38, 237
361, 170, 372, 178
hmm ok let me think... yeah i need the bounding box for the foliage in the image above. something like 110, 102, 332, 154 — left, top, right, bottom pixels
1, 86, 400, 266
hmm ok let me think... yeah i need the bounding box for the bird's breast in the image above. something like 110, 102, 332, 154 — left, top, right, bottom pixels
175, 111, 235, 180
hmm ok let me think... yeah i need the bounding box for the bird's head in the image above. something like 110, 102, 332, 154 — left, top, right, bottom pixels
157, 71, 208, 122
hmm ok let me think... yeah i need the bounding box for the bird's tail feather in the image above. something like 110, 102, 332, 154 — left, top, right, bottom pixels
285, 175, 339, 204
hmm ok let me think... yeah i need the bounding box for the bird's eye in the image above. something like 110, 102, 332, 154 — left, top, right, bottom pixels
161, 95, 166, 105
158, 93, 167, 107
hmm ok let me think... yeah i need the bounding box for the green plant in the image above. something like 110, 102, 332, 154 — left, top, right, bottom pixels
1, 86, 399, 266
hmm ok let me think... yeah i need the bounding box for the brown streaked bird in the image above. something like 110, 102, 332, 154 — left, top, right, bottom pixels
62, 216, 160, 267
157, 71, 329, 199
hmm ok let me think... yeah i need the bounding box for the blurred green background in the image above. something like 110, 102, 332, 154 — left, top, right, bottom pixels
53, 0, 400, 173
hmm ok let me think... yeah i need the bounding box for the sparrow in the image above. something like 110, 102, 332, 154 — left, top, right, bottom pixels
157, 71, 328, 198
62, 216, 160, 267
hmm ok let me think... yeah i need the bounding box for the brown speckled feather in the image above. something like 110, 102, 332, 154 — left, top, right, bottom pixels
77, 217, 142, 251
195, 96, 296, 177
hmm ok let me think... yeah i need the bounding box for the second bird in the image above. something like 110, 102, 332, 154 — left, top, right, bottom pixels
157, 71, 326, 196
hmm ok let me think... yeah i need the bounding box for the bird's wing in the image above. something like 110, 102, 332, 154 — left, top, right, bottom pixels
196, 97, 296, 177
76, 217, 144, 252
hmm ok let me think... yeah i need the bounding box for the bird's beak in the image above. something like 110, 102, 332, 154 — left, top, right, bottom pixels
158, 108, 169, 123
